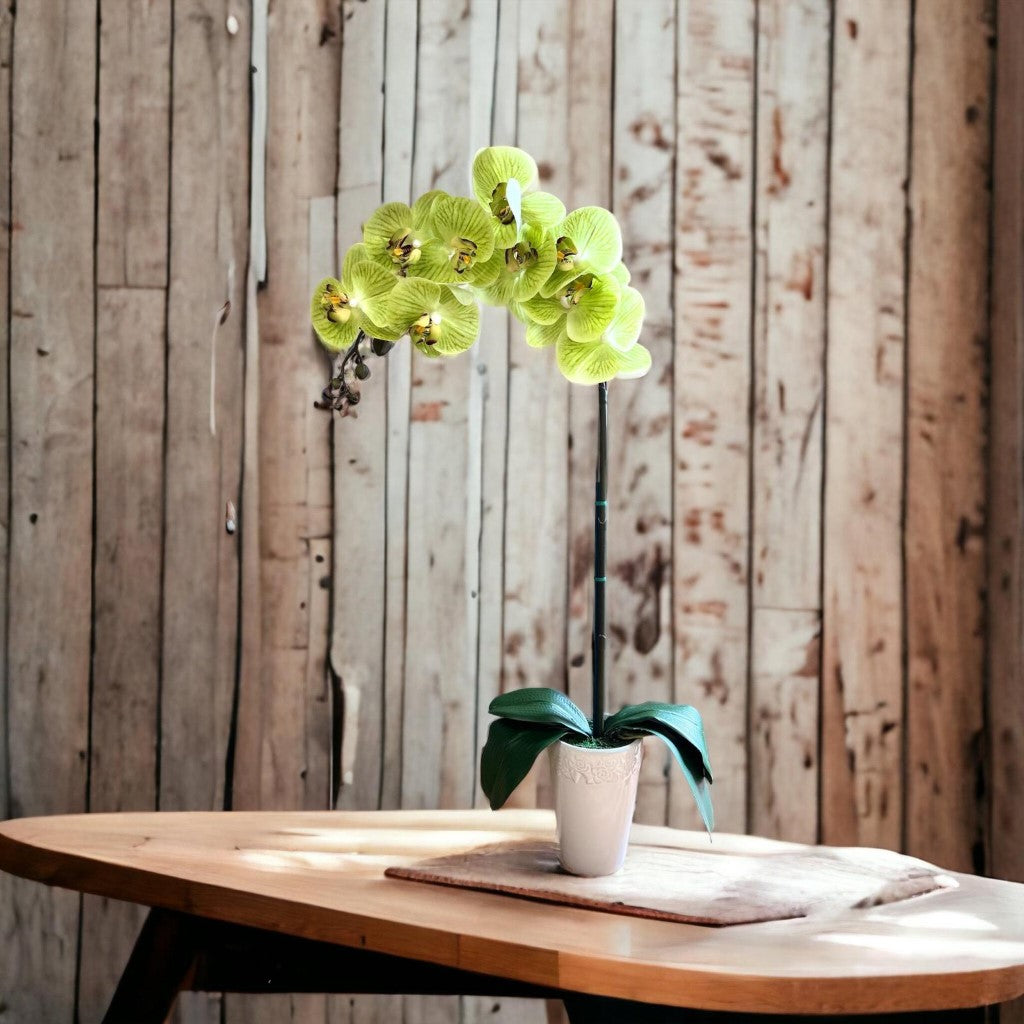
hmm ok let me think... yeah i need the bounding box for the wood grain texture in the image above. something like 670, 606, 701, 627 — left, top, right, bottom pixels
904, 0, 992, 875
3, 809, 1024, 1016
610, 0, 676, 828
2, 0, 97, 1018
821, 0, 910, 852
332, 0, 388, 816
96, 0, 170, 288
673, 0, 756, 835
990, 0, 1024, 892
749, 0, 829, 845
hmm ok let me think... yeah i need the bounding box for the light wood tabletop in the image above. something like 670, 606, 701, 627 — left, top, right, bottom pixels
2, 809, 1024, 1018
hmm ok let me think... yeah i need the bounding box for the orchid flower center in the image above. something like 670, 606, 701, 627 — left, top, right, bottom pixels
489, 182, 515, 225
555, 236, 578, 270
560, 274, 593, 309
387, 231, 422, 268
410, 311, 442, 344
451, 236, 478, 274
504, 241, 537, 275
322, 284, 353, 324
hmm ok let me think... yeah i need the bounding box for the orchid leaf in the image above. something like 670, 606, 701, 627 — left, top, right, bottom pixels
480, 719, 568, 811
489, 687, 592, 735
604, 702, 712, 780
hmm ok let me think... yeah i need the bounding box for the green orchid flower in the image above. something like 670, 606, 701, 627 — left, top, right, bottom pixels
554, 286, 650, 385
310, 246, 402, 351
541, 206, 623, 298
471, 145, 566, 246
518, 270, 622, 347
361, 198, 450, 281
387, 277, 481, 357
430, 194, 497, 285
478, 223, 556, 306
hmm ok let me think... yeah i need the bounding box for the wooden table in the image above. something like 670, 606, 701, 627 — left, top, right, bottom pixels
2, 809, 1024, 1022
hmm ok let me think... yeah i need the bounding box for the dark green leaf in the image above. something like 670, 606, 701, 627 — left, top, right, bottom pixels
488, 687, 591, 736
480, 719, 568, 810
641, 724, 714, 834
605, 702, 712, 781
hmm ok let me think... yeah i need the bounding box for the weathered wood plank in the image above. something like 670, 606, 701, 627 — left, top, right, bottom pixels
904, 0, 992, 875
499, 0, 571, 813
821, 0, 910, 852
79, 289, 167, 1023
673, 0, 755, 835
378, 0, 418, 817
610, 0, 676, 828
989, 0, 1024, 890
96, 0, 171, 288
332, 0, 388, 816
3, 0, 97, 1018
750, 609, 820, 844
161, 0, 249, 799
749, 0, 829, 845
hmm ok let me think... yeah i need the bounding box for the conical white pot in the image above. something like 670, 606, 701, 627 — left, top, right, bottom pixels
548, 738, 643, 877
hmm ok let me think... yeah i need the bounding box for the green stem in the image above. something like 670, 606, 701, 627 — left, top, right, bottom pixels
592, 381, 608, 736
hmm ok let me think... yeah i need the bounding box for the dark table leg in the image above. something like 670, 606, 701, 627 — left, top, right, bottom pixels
101, 909, 202, 1024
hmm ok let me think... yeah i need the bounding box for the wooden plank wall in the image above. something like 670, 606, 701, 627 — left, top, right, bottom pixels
0, 1, 1019, 1022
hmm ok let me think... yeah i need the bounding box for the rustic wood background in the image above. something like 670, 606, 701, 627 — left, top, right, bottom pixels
0, 0, 1021, 1022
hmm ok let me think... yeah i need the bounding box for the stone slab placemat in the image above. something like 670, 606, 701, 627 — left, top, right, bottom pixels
384, 839, 957, 926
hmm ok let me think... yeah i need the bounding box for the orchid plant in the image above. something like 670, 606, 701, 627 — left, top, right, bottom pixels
311, 146, 713, 833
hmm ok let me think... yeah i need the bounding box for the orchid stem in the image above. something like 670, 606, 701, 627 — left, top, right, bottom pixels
592, 381, 608, 737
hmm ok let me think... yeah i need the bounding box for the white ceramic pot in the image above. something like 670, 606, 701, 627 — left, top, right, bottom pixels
548, 738, 643, 876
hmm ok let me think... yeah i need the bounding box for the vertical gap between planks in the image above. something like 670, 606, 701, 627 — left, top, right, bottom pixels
377, 0, 391, 812
898, 0, 916, 857
817, 0, 837, 846
667, 0, 680, 828
744, 0, 760, 835
1, 0, 12, 824
75, 0, 104, 1014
